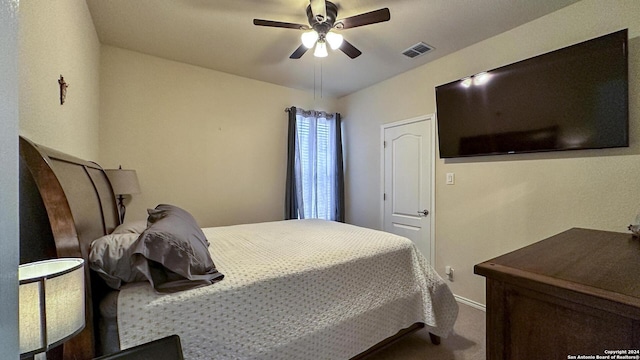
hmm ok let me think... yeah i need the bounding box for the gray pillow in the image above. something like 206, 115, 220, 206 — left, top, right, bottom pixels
112, 220, 148, 234
130, 204, 224, 293
89, 233, 147, 289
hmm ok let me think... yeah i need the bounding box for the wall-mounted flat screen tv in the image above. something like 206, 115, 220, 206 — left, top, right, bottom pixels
435, 29, 628, 158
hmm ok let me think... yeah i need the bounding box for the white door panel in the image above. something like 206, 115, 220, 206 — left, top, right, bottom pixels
383, 117, 433, 263
392, 135, 421, 218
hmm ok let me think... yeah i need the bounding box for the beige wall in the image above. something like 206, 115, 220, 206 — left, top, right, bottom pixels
99, 46, 336, 227
339, 0, 640, 305
19, 0, 101, 159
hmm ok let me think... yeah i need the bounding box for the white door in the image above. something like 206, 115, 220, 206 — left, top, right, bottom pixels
383, 116, 433, 263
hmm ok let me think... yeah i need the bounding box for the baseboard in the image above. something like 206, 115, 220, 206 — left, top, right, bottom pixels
454, 294, 486, 311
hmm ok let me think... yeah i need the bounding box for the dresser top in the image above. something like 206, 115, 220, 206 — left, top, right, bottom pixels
475, 228, 640, 304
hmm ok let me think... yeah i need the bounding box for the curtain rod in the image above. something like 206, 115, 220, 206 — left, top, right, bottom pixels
285, 107, 340, 117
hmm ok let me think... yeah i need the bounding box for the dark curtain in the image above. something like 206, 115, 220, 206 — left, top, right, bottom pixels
334, 113, 345, 222
284, 106, 298, 220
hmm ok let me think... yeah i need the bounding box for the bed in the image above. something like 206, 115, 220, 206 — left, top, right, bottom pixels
19, 136, 458, 360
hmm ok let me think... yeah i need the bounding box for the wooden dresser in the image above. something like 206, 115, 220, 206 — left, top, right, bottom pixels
474, 228, 640, 360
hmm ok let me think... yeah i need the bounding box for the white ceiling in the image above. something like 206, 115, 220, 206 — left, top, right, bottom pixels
86, 0, 581, 98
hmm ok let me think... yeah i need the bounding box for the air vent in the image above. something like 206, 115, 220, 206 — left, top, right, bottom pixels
402, 42, 434, 59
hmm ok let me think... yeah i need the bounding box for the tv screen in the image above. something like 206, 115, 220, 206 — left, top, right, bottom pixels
435, 29, 628, 158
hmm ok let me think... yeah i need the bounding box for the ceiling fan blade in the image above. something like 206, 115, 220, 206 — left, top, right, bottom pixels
310, 0, 327, 23
290, 44, 309, 59
253, 19, 309, 30
337, 8, 390, 29
339, 39, 362, 59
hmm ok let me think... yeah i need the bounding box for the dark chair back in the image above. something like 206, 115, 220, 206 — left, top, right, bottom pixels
92, 335, 184, 360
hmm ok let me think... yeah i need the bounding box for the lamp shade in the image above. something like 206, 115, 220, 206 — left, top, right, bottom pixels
105, 168, 141, 195
325, 31, 343, 50
19, 258, 85, 357
314, 41, 328, 58
301, 30, 318, 48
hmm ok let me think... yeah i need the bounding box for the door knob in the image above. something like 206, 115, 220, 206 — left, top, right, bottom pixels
417, 209, 429, 216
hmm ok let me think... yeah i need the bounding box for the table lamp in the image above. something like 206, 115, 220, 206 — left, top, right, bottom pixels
19, 258, 85, 359
105, 166, 141, 223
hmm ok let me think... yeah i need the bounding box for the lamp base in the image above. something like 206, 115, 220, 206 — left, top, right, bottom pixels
117, 194, 126, 223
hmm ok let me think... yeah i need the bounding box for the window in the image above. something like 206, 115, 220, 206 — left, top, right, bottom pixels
285, 108, 344, 222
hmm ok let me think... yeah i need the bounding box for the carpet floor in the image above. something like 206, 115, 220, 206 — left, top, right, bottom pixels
361, 302, 486, 360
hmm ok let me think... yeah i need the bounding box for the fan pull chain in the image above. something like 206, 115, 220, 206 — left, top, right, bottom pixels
320, 60, 323, 99
313, 59, 323, 100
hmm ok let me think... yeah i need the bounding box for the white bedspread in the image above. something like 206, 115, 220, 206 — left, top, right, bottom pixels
117, 219, 458, 359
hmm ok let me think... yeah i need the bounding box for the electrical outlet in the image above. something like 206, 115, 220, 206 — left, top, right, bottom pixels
445, 266, 454, 281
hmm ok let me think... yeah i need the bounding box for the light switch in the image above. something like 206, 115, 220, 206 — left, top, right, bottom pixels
446, 173, 455, 185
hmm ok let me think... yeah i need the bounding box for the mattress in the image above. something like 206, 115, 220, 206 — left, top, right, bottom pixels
116, 219, 458, 360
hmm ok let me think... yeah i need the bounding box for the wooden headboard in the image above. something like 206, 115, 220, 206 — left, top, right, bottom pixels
19, 136, 120, 360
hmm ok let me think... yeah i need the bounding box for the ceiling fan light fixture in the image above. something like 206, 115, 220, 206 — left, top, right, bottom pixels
301, 31, 319, 48
254, 1, 390, 60
325, 31, 343, 50
314, 40, 328, 57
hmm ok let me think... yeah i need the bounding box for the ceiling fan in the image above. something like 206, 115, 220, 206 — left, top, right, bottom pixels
253, 0, 390, 59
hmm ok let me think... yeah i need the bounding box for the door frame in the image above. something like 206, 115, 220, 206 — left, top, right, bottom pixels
380, 114, 436, 265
